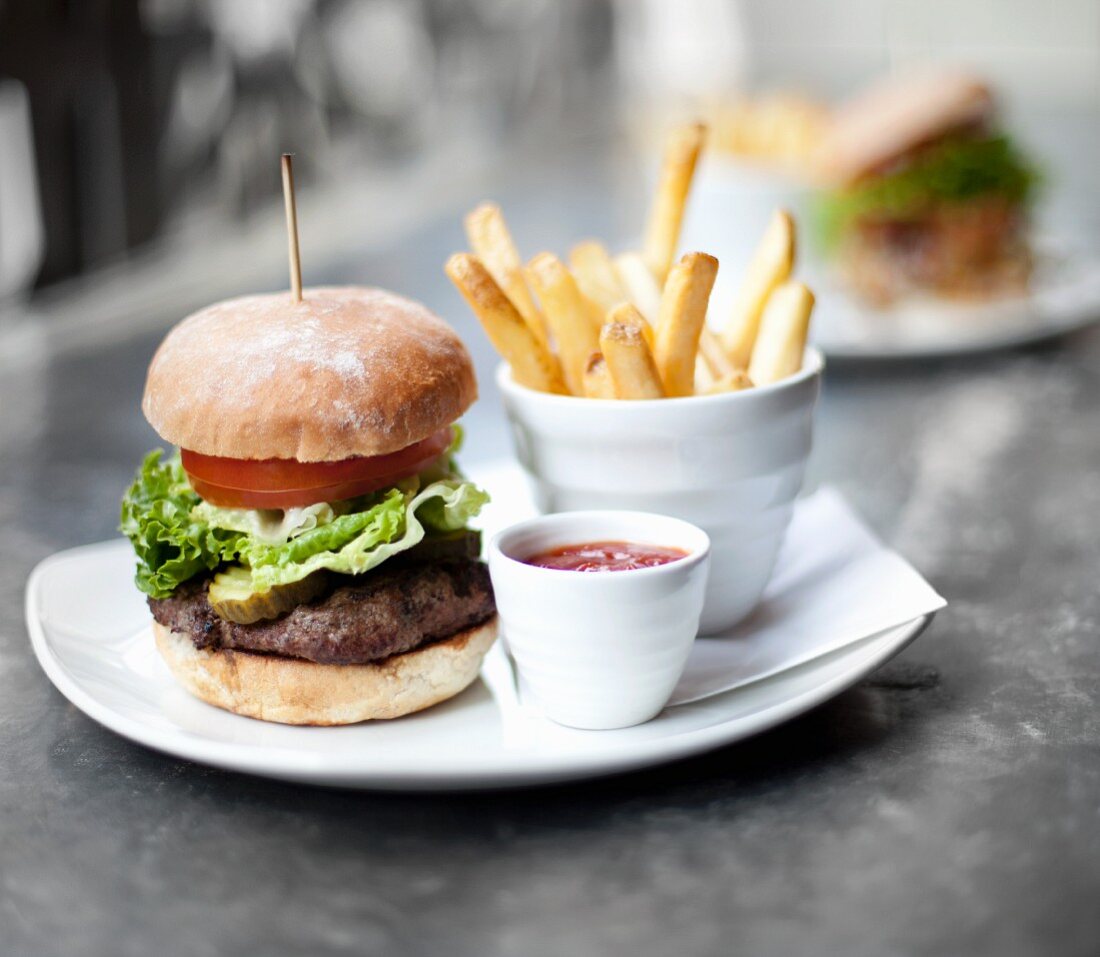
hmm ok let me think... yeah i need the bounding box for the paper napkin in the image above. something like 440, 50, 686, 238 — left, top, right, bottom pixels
666, 487, 945, 705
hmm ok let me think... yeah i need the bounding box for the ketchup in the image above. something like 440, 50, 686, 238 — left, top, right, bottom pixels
523, 540, 688, 572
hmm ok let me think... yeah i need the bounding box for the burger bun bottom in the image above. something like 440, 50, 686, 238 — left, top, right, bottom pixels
153, 617, 498, 726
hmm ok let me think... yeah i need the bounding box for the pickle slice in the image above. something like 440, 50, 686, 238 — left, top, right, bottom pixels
208, 566, 327, 624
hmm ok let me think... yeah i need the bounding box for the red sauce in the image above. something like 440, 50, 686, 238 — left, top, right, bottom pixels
524, 540, 689, 572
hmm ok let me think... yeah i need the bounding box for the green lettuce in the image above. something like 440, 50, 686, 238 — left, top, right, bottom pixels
241, 478, 487, 590
817, 133, 1040, 249
120, 447, 488, 600
119, 451, 245, 599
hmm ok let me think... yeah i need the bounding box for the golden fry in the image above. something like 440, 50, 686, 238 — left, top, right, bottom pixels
707, 369, 754, 394
464, 203, 548, 348
698, 327, 737, 379
614, 252, 663, 328
747, 281, 815, 386
695, 353, 716, 394
582, 352, 617, 399
712, 93, 829, 166
721, 209, 795, 367
642, 123, 707, 285
609, 288, 656, 352
654, 252, 719, 397
600, 306, 665, 399
444, 253, 565, 394
570, 240, 628, 319
526, 252, 600, 396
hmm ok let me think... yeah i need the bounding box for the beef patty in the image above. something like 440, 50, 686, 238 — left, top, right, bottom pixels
149, 560, 495, 666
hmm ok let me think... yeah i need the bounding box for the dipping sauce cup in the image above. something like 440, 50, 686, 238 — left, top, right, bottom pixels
496, 348, 822, 634
489, 510, 710, 730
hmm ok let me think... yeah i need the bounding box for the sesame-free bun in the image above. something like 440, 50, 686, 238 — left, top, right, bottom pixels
143, 286, 477, 461
815, 70, 993, 185
153, 616, 498, 725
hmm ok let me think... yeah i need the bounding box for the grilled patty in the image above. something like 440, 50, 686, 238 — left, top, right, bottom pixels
148, 560, 495, 665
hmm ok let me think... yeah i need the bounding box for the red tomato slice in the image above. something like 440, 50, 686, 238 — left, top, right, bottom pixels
181, 427, 453, 508
187, 472, 414, 509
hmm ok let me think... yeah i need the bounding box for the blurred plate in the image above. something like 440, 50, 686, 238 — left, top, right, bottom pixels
810, 247, 1100, 359
677, 160, 1100, 360
683, 161, 1100, 359
26, 537, 931, 791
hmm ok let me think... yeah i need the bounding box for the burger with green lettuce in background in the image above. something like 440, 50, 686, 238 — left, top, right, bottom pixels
814, 70, 1039, 306
121, 286, 497, 725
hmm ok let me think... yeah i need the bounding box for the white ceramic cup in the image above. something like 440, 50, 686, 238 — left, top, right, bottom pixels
679, 157, 820, 325
496, 348, 822, 634
489, 510, 710, 730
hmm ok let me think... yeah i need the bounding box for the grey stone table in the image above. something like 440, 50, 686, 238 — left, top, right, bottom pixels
2, 156, 1099, 957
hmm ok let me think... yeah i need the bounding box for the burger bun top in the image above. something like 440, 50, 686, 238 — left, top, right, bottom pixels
143, 286, 477, 461
815, 69, 994, 186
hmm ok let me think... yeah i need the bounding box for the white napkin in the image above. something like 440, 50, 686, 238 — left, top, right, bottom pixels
667, 488, 945, 705
472, 464, 946, 708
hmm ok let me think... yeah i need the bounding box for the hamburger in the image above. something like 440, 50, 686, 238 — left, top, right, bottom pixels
120, 286, 498, 725
814, 70, 1039, 306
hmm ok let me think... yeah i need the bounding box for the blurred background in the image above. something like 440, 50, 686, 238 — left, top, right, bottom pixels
0, 0, 1097, 338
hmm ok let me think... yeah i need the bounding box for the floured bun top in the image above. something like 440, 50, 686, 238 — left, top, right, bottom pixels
143, 286, 477, 461
815, 70, 993, 185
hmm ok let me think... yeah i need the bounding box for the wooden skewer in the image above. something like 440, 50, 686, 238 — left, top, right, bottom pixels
281, 153, 303, 302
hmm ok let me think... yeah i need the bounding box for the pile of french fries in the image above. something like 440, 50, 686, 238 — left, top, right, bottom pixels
709, 92, 830, 169
445, 123, 815, 400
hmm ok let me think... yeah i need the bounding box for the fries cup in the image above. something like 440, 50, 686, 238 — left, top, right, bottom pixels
496, 348, 823, 634
678, 158, 815, 324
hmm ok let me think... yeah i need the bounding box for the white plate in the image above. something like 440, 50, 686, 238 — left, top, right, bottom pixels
26, 538, 933, 790
809, 248, 1100, 359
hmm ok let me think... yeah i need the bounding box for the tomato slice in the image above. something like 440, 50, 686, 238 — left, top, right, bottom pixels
181, 427, 453, 508
187, 472, 416, 509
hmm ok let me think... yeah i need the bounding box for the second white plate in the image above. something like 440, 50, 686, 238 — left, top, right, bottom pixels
681, 163, 1100, 359
809, 248, 1100, 359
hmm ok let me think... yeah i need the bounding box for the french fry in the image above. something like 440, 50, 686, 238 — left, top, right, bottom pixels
445, 253, 565, 394
600, 306, 665, 399
698, 327, 737, 379
614, 252, 663, 328
642, 122, 706, 285
526, 252, 600, 396
654, 252, 719, 397
747, 281, 815, 386
609, 290, 656, 352
721, 209, 795, 368
464, 203, 548, 348
707, 369, 754, 394
570, 240, 628, 318
583, 352, 616, 399
695, 354, 716, 394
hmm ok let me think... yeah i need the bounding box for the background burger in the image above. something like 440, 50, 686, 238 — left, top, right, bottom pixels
121, 285, 497, 725
814, 70, 1039, 306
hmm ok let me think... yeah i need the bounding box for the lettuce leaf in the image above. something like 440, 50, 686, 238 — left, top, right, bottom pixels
190, 500, 340, 545
120, 451, 245, 599
120, 447, 488, 600
243, 479, 488, 590
817, 133, 1040, 249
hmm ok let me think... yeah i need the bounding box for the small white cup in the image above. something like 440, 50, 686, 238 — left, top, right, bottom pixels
496, 348, 822, 634
488, 510, 710, 730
